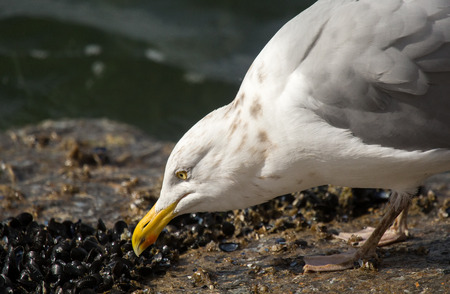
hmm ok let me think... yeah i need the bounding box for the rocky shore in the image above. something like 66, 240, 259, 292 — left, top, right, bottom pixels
1, 119, 449, 293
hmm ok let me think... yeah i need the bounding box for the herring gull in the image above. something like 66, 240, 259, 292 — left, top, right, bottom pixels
132, 0, 450, 272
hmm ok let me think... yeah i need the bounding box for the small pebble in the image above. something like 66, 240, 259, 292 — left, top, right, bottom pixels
219, 242, 239, 252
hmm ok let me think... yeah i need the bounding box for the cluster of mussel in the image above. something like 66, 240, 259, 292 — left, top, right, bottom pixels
0, 209, 246, 293
0, 213, 167, 293
0, 187, 387, 292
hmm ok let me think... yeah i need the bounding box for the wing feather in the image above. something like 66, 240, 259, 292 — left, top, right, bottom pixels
276, 0, 450, 150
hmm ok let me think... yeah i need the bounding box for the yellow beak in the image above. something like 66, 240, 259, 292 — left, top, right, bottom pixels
132, 201, 178, 256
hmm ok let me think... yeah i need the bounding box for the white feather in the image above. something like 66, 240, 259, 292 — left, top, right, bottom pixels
154, 0, 450, 216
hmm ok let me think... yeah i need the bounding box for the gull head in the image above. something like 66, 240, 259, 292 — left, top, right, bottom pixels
132, 103, 275, 255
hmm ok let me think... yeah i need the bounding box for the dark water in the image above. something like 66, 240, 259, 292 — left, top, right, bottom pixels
0, 0, 315, 140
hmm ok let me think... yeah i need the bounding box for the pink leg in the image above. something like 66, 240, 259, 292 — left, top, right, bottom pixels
336, 202, 410, 247
304, 192, 411, 272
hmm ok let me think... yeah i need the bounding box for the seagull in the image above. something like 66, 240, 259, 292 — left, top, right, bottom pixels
132, 0, 450, 272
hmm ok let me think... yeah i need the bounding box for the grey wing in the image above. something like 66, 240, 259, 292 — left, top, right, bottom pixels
300, 0, 450, 151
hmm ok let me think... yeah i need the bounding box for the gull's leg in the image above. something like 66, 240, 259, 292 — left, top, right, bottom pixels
376, 203, 409, 246
336, 201, 410, 247
303, 192, 411, 272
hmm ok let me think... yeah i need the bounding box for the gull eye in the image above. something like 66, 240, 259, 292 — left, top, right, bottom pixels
176, 170, 188, 180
